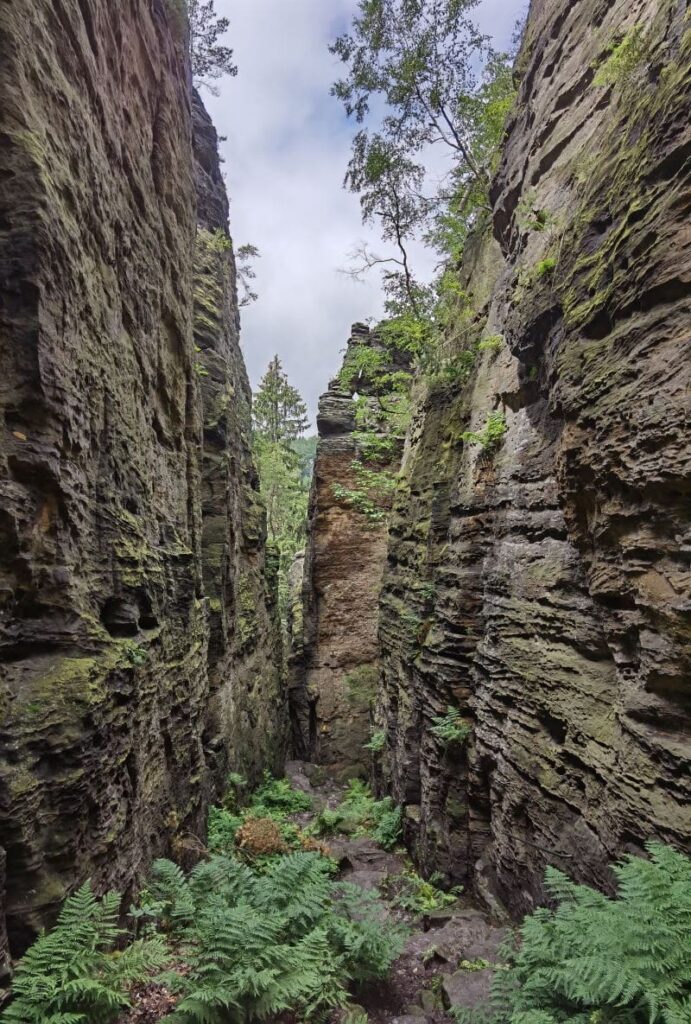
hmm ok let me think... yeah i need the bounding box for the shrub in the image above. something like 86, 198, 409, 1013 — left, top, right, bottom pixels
0, 882, 168, 1024
235, 816, 288, 857
430, 707, 472, 747
484, 842, 691, 1024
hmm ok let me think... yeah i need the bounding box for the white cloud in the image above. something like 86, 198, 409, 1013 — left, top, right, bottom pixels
204, 0, 527, 424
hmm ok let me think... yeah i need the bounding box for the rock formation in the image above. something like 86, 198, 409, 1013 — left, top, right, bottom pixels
293, 325, 405, 778
374, 0, 691, 914
0, 0, 283, 972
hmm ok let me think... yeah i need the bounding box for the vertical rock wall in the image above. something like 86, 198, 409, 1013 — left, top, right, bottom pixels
192, 95, 286, 787
376, 0, 690, 915
0, 0, 283, 970
294, 325, 402, 778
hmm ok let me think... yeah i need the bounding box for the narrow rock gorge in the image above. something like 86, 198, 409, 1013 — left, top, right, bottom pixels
0, 0, 689, 1003
294, 0, 691, 913
0, 0, 283, 973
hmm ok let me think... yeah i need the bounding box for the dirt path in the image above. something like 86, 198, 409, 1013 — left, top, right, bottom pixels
285, 761, 509, 1024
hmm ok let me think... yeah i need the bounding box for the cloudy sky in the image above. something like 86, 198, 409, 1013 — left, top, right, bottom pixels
205, 0, 528, 425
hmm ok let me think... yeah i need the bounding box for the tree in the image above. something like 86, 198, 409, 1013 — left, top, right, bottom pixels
253, 356, 309, 446
188, 0, 238, 92
331, 0, 516, 317
237, 243, 260, 308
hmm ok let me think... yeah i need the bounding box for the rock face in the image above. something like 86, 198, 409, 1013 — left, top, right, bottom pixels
375, 0, 691, 914
0, 0, 283, 971
192, 93, 286, 790
293, 325, 403, 778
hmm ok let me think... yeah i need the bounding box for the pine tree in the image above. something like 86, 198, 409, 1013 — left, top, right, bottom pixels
252, 356, 309, 446
188, 0, 238, 92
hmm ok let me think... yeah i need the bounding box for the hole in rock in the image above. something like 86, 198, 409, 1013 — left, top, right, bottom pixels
100, 596, 139, 637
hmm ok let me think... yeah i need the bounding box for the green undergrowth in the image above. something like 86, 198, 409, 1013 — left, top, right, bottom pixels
458, 843, 691, 1024
383, 869, 464, 915
311, 779, 403, 850
1, 773, 405, 1024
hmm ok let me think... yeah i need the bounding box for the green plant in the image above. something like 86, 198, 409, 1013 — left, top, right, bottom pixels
312, 780, 402, 851
145, 852, 405, 1023
484, 843, 691, 1024
207, 806, 243, 853
388, 870, 463, 914
364, 728, 386, 753
0, 882, 168, 1024
535, 255, 557, 277
478, 334, 504, 352
247, 772, 313, 820
461, 411, 507, 453
594, 27, 648, 89
430, 707, 472, 747
124, 643, 147, 666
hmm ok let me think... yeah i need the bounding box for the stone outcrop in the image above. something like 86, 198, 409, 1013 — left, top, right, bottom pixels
192, 93, 286, 790
0, 0, 283, 971
375, 0, 690, 915
293, 325, 404, 778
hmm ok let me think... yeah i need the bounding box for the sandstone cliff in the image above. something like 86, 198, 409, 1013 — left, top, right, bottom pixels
375, 0, 690, 914
0, 0, 283, 972
293, 325, 405, 778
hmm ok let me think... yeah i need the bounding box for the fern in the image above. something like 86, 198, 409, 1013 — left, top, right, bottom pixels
147, 851, 405, 1023
1, 882, 168, 1024
479, 843, 691, 1024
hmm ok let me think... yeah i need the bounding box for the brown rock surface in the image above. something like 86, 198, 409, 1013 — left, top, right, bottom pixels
0, 0, 283, 970
294, 325, 403, 777
376, 0, 690, 914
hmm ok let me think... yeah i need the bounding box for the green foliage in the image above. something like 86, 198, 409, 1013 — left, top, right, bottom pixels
0, 882, 168, 1024
332, 1, 517, 330
207, 806, 243, 853
313, 780, 402, 851
333, 460, 397, 524
248, 772, 313, 819
339, 345, 387, 390
594, 27, 648, 89
236, 242, 260, 307
364, 728, 386, 752
484, 843, 691, 1024
253, 355, 309, 446
146, 852, 405, 1023
124, 643, 147, 666
389, 868, 462, 916
478, 334, 504, 352
188, 0, 238, 93
252, 357, 312, 628
461, 411, 507, 453
535, 256, 557, 278
430, 706, 472, 747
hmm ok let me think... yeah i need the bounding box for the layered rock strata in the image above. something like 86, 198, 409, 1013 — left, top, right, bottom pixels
376, 0, 690, 913
294, 325, 404, 778
0, 0, 283, 971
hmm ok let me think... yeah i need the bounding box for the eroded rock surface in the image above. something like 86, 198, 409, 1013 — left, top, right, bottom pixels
376, 0, 690, 913
293, 326, 404, 778
0, 0, 283, 970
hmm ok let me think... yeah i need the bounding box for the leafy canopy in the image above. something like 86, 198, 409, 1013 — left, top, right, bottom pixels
332, 0, 516, 316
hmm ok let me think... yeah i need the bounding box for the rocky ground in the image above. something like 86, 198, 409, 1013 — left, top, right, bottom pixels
119, 760, 510, 1024
284, 761, 510, 1024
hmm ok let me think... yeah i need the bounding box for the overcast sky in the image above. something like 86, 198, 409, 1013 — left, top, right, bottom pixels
205, 0, 528, 425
